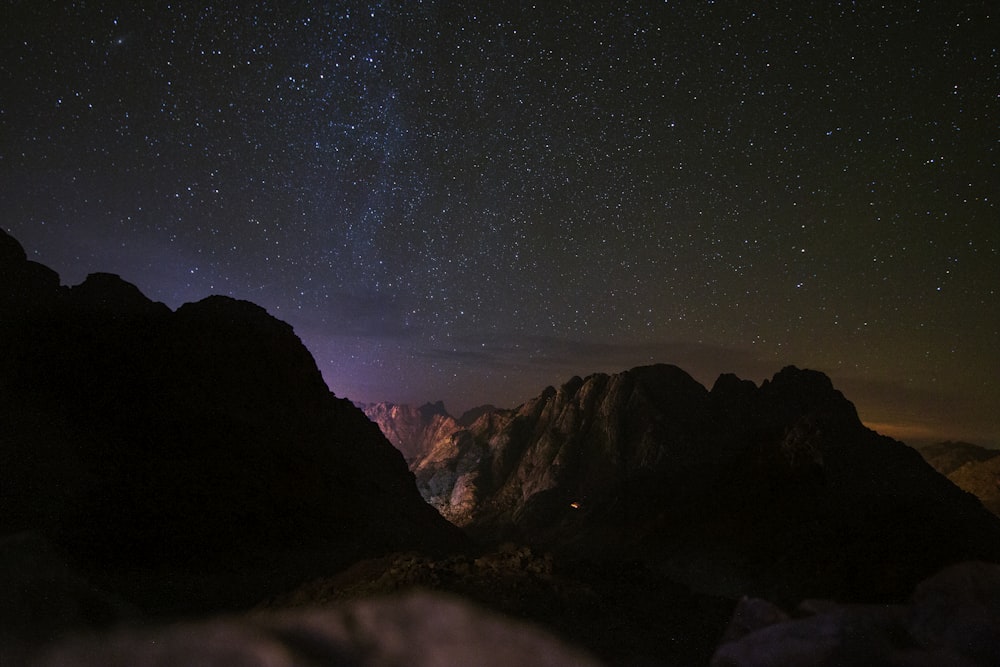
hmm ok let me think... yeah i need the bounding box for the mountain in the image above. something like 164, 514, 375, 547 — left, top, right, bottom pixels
947, 458, 1000, 517
457, 404, 500, 427
404, 364, 1000, 603
919, 442, 1000, 517
919, 441, 1000, 476
0, 228, 466, 617
361, 401, 462, 463
361, 401, 501, 464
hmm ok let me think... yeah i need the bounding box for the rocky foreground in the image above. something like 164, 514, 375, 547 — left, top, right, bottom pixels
5, 548, 1000, 667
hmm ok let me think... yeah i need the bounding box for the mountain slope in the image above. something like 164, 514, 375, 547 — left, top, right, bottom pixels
0, 228, 466, 615
920, 441, 1000, 476
945, 457, 1000, 517
918, 441, 1000, 517
362, 401, 463, 463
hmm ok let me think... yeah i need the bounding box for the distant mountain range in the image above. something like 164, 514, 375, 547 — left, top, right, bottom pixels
366, 367, 1000, 602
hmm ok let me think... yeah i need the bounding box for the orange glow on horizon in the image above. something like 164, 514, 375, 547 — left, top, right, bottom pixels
864, 421, 942, 444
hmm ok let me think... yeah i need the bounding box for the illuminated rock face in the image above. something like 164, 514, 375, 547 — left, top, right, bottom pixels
920, 441, 1000, 517
362, 401, 463, 463
396, 364, 1000, 602
0, 228, 466, 615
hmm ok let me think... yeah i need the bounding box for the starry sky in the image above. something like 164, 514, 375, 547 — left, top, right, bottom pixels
3, 1, 997, 447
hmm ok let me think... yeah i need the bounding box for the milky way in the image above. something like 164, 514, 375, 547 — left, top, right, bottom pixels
2, 2, 997, 446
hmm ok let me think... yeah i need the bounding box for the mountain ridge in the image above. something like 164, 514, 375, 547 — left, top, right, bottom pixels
0, 227, 467, 616
377, 363, 1000, 602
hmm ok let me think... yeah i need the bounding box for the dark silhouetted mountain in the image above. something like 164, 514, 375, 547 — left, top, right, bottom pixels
405, 363, 1000, 603
0, 228, 466, 617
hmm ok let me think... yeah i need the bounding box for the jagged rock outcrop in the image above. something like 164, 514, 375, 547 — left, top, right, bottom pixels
408, 364, 1000, 602
457, 403, 499, 428
0, 228, 466, 619
361, 401, 463, 463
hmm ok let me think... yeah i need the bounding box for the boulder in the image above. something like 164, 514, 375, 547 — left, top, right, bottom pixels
24, 592, 603, 667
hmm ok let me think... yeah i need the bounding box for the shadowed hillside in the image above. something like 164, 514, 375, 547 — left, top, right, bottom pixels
0, 228, 466, 619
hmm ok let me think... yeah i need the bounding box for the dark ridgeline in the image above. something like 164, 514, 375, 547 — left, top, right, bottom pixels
405, 364, 1000, 604
0, 228, 466, 618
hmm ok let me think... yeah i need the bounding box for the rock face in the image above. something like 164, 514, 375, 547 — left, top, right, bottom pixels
0, 228, 465, 617
405, 364, 1000, 602
361, 401, 464, 463
946, 457, 1000, 518
920, 441, 1000, 517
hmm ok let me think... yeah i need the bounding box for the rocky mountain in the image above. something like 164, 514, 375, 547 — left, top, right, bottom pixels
457, 403, 500, 427
360, 401, 500, 463
0, 228, 466, 619
920, 440, 1000, 476
361, 401, 462, 463
405, 364, 1000, 603
919, 441, 1000, 518
948, 459, 1000, 518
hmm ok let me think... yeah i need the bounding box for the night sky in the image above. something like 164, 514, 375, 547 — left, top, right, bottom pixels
3, 2, 997, 447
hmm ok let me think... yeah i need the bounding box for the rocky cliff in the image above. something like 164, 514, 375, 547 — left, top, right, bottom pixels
0, 228, 466, 618
405, 364, 1000, 602
361, 401, 463, 463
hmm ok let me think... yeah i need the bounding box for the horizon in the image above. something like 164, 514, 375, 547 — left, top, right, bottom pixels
13, 241, 998, 450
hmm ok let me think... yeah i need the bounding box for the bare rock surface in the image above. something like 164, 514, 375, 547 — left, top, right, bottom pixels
24, 592, 603, 667
711, 561, 1000, 667
361, 401, 463, 463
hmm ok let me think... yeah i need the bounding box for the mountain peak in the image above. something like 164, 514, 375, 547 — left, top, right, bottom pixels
419, 400, 450, 419
1, 229, 466, 614
69, 272, 170, 317
0, 227, 27, 264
